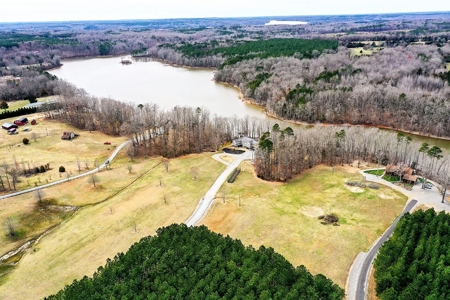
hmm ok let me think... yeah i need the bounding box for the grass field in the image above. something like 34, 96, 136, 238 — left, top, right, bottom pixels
0, 113, 127, 192
350, 47, 383, 57
364, 169, 384, 176
2, 96, 54, 112
200, 163, 407, 288
0, 152, 225, 300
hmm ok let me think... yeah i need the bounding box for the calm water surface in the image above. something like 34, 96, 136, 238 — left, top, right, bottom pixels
50, 57, 263, 118
50, 57, 450, 150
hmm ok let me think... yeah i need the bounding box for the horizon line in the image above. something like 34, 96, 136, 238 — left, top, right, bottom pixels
0, 10, 449, 25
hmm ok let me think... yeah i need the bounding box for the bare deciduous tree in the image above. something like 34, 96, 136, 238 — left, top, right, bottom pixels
88, 174, 100, 187
163, 158, 170, 172
34, 189, 45, 205
190, 167, 199, 180
76, 157, 81, 172
4, 217, 17, 237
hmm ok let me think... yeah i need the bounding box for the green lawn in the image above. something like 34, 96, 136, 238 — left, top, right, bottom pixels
364, 169, 385, 176
382, 174, 400, 182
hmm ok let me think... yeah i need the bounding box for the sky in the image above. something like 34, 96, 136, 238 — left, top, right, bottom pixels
1, 0, 449, 22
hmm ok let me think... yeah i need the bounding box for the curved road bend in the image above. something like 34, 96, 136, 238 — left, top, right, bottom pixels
354, 199, 418, 300
0, 140, 131, 200
185, 151, 252, 227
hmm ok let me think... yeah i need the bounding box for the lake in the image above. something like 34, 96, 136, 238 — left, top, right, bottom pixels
50, 57, 263, 119
50, 56, 450, 150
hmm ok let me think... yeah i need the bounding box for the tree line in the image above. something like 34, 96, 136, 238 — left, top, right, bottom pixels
215, 44, 450, 137
45, 224, 344, 299
374, 209, 450, 299
253, 123, 450, 194
53, 81, 450, 188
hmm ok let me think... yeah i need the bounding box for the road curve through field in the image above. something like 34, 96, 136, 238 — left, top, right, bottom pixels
353, 199, 417, 300
0, 140, 131, 200
185, 150, 253, 227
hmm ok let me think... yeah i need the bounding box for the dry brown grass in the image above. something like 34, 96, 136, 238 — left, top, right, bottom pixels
219, 155, 234, 163
367, 265, 380, 300
200, 163, 407, 288
0, 152, 225, 300
0, 113, 127, 193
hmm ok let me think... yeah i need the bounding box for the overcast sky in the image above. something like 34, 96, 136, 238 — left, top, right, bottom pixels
2, 0, 449, 23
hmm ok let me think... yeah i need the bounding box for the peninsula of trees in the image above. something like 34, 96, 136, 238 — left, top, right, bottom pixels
45, 224, 344, 299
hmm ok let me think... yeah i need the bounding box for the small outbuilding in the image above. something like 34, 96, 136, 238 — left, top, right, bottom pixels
2, 123, 18, 130
61, 132, 76, 140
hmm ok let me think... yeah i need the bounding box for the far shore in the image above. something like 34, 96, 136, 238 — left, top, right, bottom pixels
51, 54, 450, 143
215, 79, 450, 143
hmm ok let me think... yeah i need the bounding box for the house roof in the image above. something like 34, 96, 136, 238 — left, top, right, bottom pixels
403, 174, 418, 182
386, 164, 414, 175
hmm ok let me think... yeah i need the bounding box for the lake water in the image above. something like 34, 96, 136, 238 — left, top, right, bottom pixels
50, 57, 263, 119
50, 57, 450, 150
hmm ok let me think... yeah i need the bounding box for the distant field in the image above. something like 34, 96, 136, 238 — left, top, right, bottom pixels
0, 152, 225, 300
350, 47, 383, 57
446, 63, 450, 70
2, 96, 53, 112
200, 163, 407, 287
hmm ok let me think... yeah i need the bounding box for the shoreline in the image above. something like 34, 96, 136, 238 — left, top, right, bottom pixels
132, 56, 217, 71
215, 80, 450, 142
51, 55, 450, 142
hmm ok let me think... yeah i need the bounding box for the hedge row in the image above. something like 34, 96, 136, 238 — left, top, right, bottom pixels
0, 107, 37, 120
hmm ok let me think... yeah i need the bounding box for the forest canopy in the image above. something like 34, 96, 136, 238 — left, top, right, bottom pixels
374, 209, 450, 300
171, 38, 338, 67
45, 224, 344, 300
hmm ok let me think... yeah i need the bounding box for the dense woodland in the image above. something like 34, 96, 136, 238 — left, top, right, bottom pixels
374, 209, 450, 299
45, 224, 344, 299
214, 44, 450, 137
2, 13, 450, 134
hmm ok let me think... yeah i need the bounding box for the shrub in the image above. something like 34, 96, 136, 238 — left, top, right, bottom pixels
22, 138, 29, 145
40, 165, 46, 173
227, 168, 241, 183
34, 167, 40, 173
59, 166, 65, 172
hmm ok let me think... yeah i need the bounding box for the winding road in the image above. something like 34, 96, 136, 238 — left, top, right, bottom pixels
185, 151, 253, 226
353, 199, 417, 300
348, 169, 450, 299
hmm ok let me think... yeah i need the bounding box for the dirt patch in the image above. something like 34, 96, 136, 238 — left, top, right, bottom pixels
300, 206, 324, 218
378, 193, 394, 200
345, 185, 364, 193
412, 204, 434, 213
219, 155, 234, 163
